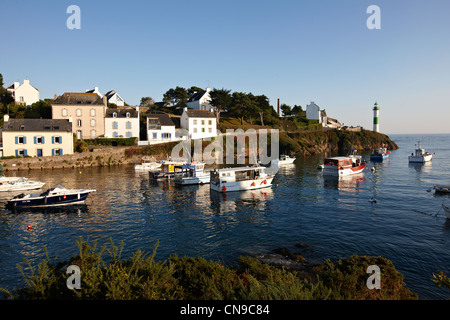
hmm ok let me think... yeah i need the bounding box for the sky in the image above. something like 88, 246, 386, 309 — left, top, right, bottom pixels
1, 0, 449, 134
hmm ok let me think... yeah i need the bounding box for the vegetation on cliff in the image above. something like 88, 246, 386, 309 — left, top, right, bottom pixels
1, 238, 417, 300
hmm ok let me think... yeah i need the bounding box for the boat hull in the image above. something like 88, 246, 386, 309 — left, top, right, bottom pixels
174, 175, 210, 185
434, 185, 450, 193
442, 204, 450, 219
370, 154, 389, 161
408, 155, 432, 163
7, 191, 92, 208
210, 177, 274, 192
323, 163, 366, 177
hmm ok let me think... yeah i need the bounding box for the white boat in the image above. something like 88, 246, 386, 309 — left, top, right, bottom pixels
174, 162, 210, 185
279, 155, 296, 165
408, 141, 433, 163
210, 160, 279, 192
0, 178, 45, 192
442, 203, 450, 219
322, 156, 366, 177
434, 185, 450, 194
134, 158, 162, 170
0, 174, 23, 183
149, 160, 187, 180
6, 185, 96, 209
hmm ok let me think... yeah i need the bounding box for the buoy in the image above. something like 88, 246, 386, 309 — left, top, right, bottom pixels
63, 195, 66, 199
263, 180, 267, 184
222, 186, 227, 191
369, 198, 377, 204
251, 182, 256, 187
27, 224, 32, 230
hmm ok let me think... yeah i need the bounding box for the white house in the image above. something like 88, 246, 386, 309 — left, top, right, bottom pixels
180, 108, 217, 140
85, 86, 103, 98
145, 113, 178, 144
306, 102, 327, 125
186, 88, 213, 111
104, 90, 125, 107
104, 107, 139, 139
6, 79, 39, 106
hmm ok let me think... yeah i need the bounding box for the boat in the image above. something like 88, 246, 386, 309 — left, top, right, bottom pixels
442, 203, 450, 219
134, 158, 162, 170
6, 185, 96, 209
322, 156, 366, 177
0, 174, 24, 184
434, 185, 450, 194
279, 155, 296, 165
174, 162, 210, 185
0, 178, 45, 192
370, 146, 390, 161
149, 160, 187, 180
210, 160, 279, 193
408, 140, 433, 163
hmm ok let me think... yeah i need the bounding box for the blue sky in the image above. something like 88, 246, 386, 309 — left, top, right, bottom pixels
1, 0, 449, 134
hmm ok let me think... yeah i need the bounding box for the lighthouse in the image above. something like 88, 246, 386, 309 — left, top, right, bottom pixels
373, 101, 379, 132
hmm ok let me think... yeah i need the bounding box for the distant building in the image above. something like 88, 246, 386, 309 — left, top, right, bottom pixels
85, 86, 103, 98
104, 107, 139, 138
6, 79, 40, 106
145, 113, 177, 144
186, 88, 213, 111
180, 108, 217, 140
1, 115, 73, 157
306, 102, 327, 125
104, 90, 125, 107
52, 92, 107, 139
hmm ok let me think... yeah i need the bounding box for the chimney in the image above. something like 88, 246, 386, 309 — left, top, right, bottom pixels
54, 94, 58, 100
23, 79, 30, 85
102, 95, 107, 106
277, 99, 280, 117
4, 114, 9, 122
13, 81, 20, 89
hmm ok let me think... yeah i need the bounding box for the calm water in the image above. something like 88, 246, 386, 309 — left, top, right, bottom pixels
1, 134, 450, 299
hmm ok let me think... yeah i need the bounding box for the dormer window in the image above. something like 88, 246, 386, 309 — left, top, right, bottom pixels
20, 125, 25, 130
126, 112, 130, 118
113, 112, 117, 118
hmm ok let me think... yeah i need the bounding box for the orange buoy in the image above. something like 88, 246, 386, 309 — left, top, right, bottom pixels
27, 224, 32, 230
263, 180, 267, 184
251, 182, 256, 187
222, 186, 227, 191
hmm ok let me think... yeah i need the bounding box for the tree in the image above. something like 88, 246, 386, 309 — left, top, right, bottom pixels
209, 88, 232, 123
163, 86, 189, 109
25, 100, 52, 118
229, 92, 257, 125
280, 104, 292, 117
187, 86, 204, 96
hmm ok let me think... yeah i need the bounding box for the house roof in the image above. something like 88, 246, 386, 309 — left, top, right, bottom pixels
188, 90, 207, 102
3, 119, 72, 132
147, 113, 175, 126
53, 92, 104, 105
104, 90, 124, 101
105, 108, 138, 118
184, 109, 215, 118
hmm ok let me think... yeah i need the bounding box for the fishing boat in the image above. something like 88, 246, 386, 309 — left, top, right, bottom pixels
434, 185, 450, 194
149, 160, 187, 180
174, 162, 210, 185
322, 156, 366, 177
408, 140, 433, 163
441, 203, 450, 219
279, 155, 296, 165
134, 158, 162, 170
0, 178, 45, 192
6, 185, 96, 209
210, 160, 279, 192
370, 146, 390, 161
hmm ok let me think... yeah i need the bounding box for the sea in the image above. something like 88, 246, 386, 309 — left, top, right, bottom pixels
1, 134, 450, 300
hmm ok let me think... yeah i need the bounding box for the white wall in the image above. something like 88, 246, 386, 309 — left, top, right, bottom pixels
8, 79, 39, 106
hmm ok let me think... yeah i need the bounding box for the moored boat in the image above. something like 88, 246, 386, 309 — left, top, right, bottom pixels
279, 155, 296, 165
6, 185, 96, 209
322, 156, 366, 177
370, 147, 390, 161
442, 203, 450, 219
174, 162, 210, 185
0, 178, 45, 192
149, 160, 187, 180
408, 141, 433, 163
210, 160, 279, 192
434, 185, 450, 194
134, 158, 162, 170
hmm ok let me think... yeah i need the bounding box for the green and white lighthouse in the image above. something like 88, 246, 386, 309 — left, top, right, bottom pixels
373, 101, 379, 132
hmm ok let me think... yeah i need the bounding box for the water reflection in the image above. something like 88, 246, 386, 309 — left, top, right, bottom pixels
409, 161, 432, 173
323, 174, 366, 192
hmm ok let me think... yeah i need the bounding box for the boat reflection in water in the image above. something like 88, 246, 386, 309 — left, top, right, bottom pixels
210, 188, 274, 213
7, 203, 90, 215
323, 173, 366, 192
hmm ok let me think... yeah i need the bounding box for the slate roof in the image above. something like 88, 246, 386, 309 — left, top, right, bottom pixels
3, 119, 72, 132
53, 92, 104, 105
147, 113, 175, 126
187, 90, 206, 102
184, 109, 215, 118
105, 108, 138, 118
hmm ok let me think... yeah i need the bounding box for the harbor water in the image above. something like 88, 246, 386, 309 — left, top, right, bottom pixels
1, 134, 450, 299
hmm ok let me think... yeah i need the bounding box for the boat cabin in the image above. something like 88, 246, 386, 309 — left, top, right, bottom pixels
211, 166, 264, 183
324, 156, 362, 168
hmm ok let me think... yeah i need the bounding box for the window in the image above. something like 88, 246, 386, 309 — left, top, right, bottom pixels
91, 130, 96, 138
20, 96, 24, 102
62, 108, 68, 117
77, 120, 82, 127
34, 136, 44, 144
126, 112, 130, 118
15, 136, 26, 144
113, 132, 118, 138
90, 119, 96, 127
90, 109, 96, 117
53, 136, 62, 144
52, 149, 63, 156
208, 127, 212, 133
202, 128, 205, 133
152, 133, 157, 139
193, 119, 197, 125
76, 109, 82, 116
112, 121, 118, 129
208, 120, 212, 125
162, 133, 171, 139
113, 112, 117, 118
126, 132, 132, 138
193, 128, 197, 133
53, 126, 59, 130
16, 149, 27, 157
126, 121, 131, 129
201, 120, 205, 125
